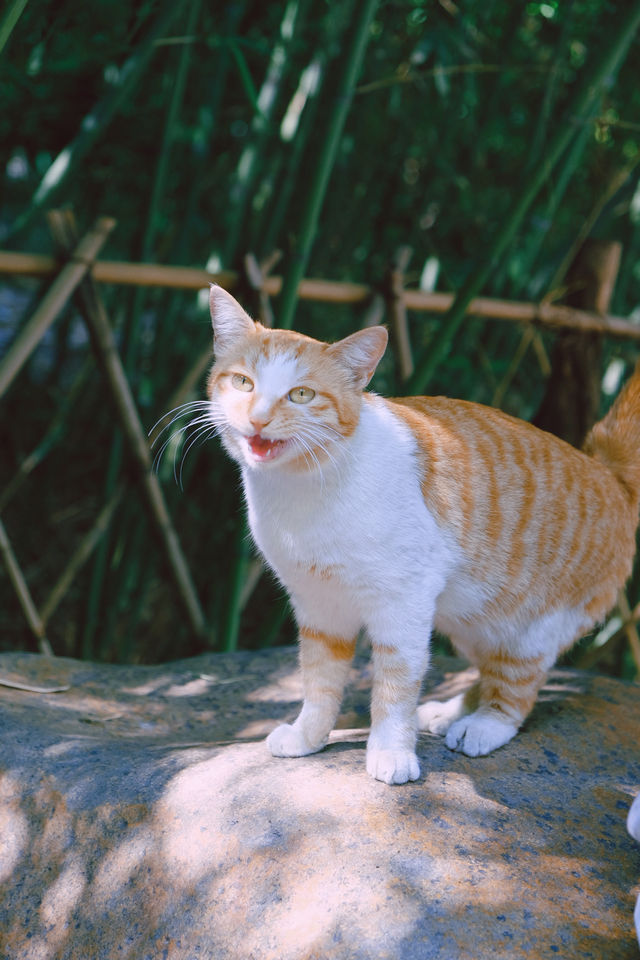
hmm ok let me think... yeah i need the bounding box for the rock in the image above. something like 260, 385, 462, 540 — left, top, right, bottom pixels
0, 647, 639, 959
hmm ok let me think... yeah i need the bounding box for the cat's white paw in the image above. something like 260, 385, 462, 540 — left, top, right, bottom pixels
266, 723, 323, 758
444, 712, 518, 757
366, 747, 420, 785
417, 694, 466, 737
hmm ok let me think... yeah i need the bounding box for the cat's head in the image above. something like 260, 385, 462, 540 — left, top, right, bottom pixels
207, 285, 387, 471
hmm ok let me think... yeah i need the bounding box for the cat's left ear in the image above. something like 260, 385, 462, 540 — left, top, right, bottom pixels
209, 284, 256, 353
328, 326, 388, 389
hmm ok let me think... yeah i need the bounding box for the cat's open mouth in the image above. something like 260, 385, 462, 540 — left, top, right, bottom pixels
246, 433, 289, 462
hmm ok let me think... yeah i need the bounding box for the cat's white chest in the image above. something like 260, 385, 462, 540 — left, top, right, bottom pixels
244, 462, 370, 583
241, 398, 456, 600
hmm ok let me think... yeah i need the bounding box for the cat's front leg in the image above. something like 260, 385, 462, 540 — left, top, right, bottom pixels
267, 614, 359, 759
366, 612, 432, 785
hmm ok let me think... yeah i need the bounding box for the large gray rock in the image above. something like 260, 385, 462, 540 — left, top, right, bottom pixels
0, 647, 639, 959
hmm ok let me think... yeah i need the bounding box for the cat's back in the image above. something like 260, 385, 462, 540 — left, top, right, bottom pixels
383, 393, 637, 625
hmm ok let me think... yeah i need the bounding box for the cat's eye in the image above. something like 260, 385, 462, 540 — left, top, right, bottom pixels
288, 386, 315, 404
231, 373, 254, 392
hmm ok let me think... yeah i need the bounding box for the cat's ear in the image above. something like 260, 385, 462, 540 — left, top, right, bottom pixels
209, 284, 256, 353
328, 326, 388, 389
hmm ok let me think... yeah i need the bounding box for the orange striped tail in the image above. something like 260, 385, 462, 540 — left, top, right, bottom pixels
583, 360, 640, 503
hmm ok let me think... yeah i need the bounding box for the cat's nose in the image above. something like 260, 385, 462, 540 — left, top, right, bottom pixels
249, 413, 272, 431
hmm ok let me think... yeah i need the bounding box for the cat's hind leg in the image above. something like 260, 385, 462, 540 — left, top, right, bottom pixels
267, 612, 359, 759
442, 610, 588, 756
443, 648, 549, 756
417, 682, 479, 737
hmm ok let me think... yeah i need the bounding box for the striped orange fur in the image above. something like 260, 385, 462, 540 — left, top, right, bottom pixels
388, 393, 639, 627
207, 285, 640, 781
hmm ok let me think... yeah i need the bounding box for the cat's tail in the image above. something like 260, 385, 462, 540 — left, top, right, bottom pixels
583, 359, 640, 502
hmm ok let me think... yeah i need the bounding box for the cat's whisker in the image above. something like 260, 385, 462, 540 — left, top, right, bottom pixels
295, 424, 344, 477
176, 419, 223, 481
149, 400, 213, 445
152, 421, 197, 474
292, 434, 323, 476
292, 429, 328, 468
178, 425, 220, 489
153, 409, 226, 479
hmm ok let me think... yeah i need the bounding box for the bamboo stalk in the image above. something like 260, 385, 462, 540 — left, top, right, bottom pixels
243, 251, 281, 327
277, 0, 380, 329
576, 602, 640, 671
40, 487, 124, 626
533, 239, 622, 446
617, 590, 640, 675
387, 247, 414, 381
0, 516, 53, 656
491, 327, 536, 408
547, 158, 640, 298
0, 0, 29, 55
87, 5, 198, 655
125, 0, 200, 388
503, 119, 592, 300
222, 521, 252, 652
0, 218, 115, 399
258, 53, 323, 258
223, 0, 303, 265
146, 0, 201, 263
524, 0, 576, 177
47, 210, 208, 644
406, 1, 640, 395
82, 435, 122, 660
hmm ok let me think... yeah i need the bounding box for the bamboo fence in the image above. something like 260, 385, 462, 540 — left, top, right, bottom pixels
1, 216, 639, 669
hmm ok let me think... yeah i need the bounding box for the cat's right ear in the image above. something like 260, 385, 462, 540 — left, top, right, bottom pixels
328, 326, 388, 389
209, 284, 256, 354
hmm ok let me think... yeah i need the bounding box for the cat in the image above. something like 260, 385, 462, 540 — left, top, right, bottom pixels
205, 284, 640, 784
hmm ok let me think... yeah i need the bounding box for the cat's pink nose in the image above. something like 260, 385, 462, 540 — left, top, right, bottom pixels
249, 414, 271, 431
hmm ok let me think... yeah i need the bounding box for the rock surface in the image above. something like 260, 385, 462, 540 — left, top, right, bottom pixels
0, 646, 639, 960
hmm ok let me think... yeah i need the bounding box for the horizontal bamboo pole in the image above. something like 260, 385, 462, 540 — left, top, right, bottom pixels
2, 248, 640, 341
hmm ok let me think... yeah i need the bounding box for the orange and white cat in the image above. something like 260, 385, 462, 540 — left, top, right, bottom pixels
206, 285, 640, 784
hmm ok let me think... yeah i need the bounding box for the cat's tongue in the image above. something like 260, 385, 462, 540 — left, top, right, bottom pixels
248, 434, 284, 460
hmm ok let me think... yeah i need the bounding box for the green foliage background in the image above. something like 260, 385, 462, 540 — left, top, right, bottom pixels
1, 0, 640, 669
